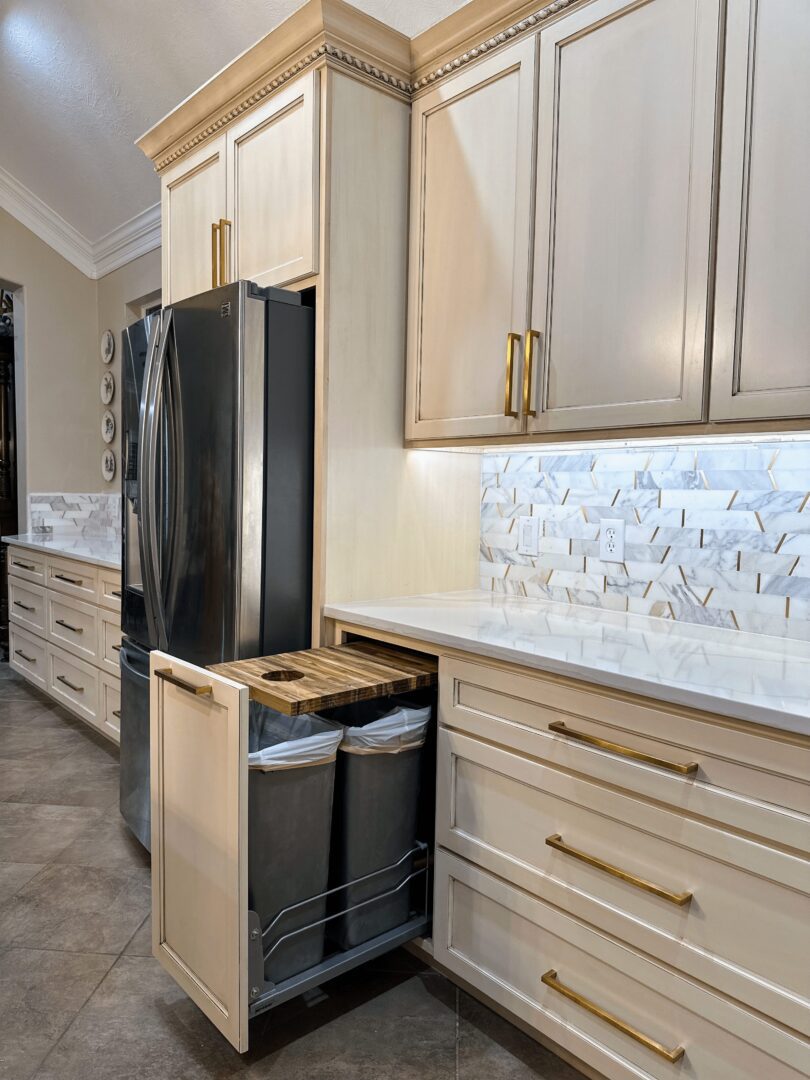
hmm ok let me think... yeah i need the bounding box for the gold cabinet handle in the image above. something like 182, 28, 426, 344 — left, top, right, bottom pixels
548, 721, 699, 776
55, 618, 84, 635
523, 329, 540, 418
56, 674, 84, 693
541, 970, 685, 1063
13, 600, 35, 612
112, 644, 122, 653
504, 332, 521, 418
218, 218, 232, 286
211, 221, 220, 287
14, 649, 37, 664
111, 590, 122, 598
53, 573, 83, 586
155, 667, 213, 698
112, 709, 121, 719
12, 560, 36, 572
545, 834, 692, 906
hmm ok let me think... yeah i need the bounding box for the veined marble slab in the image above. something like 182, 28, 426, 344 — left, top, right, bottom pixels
324, 590, 810, 735
2, 533, 121, 570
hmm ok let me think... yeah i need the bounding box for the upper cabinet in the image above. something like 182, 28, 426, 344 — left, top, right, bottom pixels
710, 0, 810, 420
157, 71, 319, 305
405, 40, 537, 440
527, 0, 720, 432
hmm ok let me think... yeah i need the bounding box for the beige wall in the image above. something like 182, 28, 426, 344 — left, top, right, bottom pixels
0, 208, 161, 517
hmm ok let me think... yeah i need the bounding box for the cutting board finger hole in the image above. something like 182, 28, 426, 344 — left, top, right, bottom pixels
261, 670, 305, 682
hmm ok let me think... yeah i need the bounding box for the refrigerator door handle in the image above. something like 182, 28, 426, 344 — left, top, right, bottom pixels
137, 317, 159, 645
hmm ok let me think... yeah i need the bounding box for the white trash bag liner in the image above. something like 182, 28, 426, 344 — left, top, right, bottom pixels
248, 704, 342, 770
341, 703, 431, 754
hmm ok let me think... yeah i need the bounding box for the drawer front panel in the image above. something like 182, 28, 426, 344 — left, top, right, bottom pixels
100, 613, 123, 675
441, 658, 810, 850
48, 646, 99, 724
100, 675, 121, 743
98, 569, 122, 613
7, 547, 46, 584
47, 593, 99, 665
9, 579, 46, 634
434, 851, 807, 1080
47, 557, 99, 603
9, 625, 47, 690
438, 729, 810, 1028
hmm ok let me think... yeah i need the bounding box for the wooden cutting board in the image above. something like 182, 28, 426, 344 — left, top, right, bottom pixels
209, 641, 437, 715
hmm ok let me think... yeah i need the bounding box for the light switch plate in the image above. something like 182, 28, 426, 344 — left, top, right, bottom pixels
517, 516, 540, 557
599, 518, 626, 562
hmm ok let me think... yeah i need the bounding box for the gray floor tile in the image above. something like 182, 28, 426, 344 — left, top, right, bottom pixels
0, 863, 151, 954
0, 861, 46, 902
123, 914, 152, 956
0, 946, 114, 1080
55, 813, 149, 871
0, 802, 102, 862
7, 753, 120, 809
0, 721, 89, 762
458, 991, 586, 1079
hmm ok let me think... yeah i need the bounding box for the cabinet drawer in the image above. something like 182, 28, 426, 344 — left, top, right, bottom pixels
98, 569, 122, 613
440, 657, 810, 851
9, 624, 47, 691
47, 556, 98, 603
7, 547, 46, 584
438, 728, 810, 1033
99, 610, 122, 676
100, 674, 121, 744
434, 851, 807, 1080
46, 593, 99, 665
9, 579, 46, 634
48, 645, 99, 725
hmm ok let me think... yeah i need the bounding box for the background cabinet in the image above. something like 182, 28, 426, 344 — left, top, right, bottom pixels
710, 0, 810, 420
527, 0, 721, 432
405, 40, 537, 440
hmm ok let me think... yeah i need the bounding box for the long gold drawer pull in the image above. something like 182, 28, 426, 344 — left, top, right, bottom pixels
14, 649, 36, 663
541, 970, 685, 1063
155, 667, 213, 697
54, 573, 83, 586
12, 560, 36, 571
211, 221, 220, 288
55, 618, 84, 635
522, 329, 540, 418
112, 644, 122, 652
504, 332, 521, 418
545, 834, 692, 906
57, 674, 84, 693
13, 600, 35, 612
111, 590, 122, 598
219, 217, 232, 286
548, 721, 699, 776
112, 709, 121, 719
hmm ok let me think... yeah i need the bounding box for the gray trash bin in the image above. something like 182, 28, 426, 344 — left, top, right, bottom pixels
328, 699, 432, 950
248, 703, 342, 984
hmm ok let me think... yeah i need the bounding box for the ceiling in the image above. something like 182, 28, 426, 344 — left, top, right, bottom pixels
0, 0, 469, 268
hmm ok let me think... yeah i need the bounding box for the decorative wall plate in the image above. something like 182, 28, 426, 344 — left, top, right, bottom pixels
101, 409, 116, 444
100, 370, 115, 404
102, 449, 116, 482
100, 329, 115, 364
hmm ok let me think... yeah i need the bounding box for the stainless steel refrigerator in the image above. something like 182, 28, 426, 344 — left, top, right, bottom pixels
119, 281, 314, 848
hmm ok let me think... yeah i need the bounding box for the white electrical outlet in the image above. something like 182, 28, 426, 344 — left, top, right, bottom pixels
599, 518, 626, 562
517, 516, 539, 557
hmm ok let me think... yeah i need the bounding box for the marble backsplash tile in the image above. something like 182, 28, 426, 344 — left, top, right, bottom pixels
480, 439, 810, 641
28, 493, 121, 540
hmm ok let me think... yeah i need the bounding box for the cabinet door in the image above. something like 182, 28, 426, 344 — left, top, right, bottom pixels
226, 71, 319, 289
405, 40, 537, 440
161, 135, 227, 304
710, 0, 810, 420
150, 651, 249, 1052
527, 0, 721, 432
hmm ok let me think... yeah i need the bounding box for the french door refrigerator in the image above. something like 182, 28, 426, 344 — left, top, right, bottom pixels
120, 281, 314, 848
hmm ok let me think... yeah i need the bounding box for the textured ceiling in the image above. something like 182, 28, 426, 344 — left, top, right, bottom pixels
0, 0, 469, 243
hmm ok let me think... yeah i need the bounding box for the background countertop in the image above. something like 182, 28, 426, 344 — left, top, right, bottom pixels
325, 589, 810, 734
3, 533, 121, 570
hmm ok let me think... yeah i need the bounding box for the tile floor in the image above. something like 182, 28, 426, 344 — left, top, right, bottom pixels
0, 664, 585, 1080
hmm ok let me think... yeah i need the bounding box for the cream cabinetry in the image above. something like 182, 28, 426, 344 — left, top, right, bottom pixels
7, 545, 121, 744
710, 0, 810, 420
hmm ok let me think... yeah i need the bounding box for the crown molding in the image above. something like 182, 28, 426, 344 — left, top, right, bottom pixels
0, 163, 160, 279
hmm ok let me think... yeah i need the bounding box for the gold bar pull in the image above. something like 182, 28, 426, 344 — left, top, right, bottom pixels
541, 970, 685, 1063
57, 674, 84, 693
545, 834, 692, 906
112, 709, 121, 719
53, 573, 83, 586
548, 721, 699, 776
211, 221, 220, 288
12, 560, 36, 572
218, 218, 232, 286
155, 667, 213, 698
13, 600, 34, 612
55, 618, 84, 635
523, 329, 540, 417
504, 332, 521, 418
14, 649, 36, 663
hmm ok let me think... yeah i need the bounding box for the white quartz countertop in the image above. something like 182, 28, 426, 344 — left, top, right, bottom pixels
3, 533, 121, 570
324, 590, 810, 735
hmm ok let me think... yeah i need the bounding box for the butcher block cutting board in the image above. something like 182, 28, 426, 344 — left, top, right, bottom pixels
209, 641, 437, 715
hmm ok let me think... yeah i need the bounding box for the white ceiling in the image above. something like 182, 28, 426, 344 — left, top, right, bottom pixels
0, 0, 469, 250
